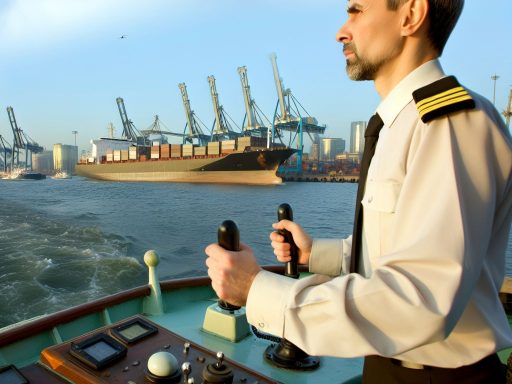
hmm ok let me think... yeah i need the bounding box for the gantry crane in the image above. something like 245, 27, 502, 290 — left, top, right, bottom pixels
237, 66, 271, 140
503, 88, 512, 129
269, 53, 326, 173
116, 97, 148, 145
6, 106, 43, 170
178, 83, 211, 145
0, 134, 12, 173
207, 75, 240, 141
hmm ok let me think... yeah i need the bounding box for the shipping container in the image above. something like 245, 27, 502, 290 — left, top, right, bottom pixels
151, 145, 160, 159
106, 153, 113, 162
194, 146, 207, 156
182, 144, 194, 157
139, 155, 147, 161
121, 150, 129, 161
160, 144, 171, 159
113, 150, 121, 162
129, 147, 138, 160
207, 142, 221, 155
170, 144, 182, 158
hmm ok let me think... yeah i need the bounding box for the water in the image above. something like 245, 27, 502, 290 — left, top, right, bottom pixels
0, 177, 511, 328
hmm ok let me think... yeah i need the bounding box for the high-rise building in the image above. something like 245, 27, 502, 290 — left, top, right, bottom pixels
350, 121, 366, 154
53, 144, 78, 174
320, 138, 345, 161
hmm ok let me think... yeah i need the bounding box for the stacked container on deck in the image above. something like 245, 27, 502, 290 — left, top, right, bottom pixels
170, 144, 182, 158
151, 146, 160, 160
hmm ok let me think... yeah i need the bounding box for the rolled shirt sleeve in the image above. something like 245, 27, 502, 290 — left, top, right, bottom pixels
309, 238, 351, 276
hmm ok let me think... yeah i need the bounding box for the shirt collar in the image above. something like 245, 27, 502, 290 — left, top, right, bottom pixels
376, 59, 446, 127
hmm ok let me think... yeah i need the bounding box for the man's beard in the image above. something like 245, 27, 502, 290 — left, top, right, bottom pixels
344, 43, 381, 81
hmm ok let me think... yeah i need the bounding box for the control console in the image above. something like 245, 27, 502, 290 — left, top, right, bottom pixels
40, 315, 274, 384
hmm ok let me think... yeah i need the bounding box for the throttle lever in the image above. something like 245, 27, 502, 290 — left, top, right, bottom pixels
217, 220, 241, 311
277, 203, 299, 279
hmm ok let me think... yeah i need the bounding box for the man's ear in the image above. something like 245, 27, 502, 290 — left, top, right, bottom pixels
400, 0, 429, 37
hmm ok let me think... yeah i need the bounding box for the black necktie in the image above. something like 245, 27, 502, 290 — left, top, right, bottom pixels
349, 113, 384, 273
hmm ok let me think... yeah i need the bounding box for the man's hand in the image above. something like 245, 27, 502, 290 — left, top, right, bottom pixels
205, 242, 262, 307
270, 220, 312, 265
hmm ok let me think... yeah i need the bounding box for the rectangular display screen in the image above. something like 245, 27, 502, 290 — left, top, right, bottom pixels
83, 340, 119, 361
119, 323, 148, 340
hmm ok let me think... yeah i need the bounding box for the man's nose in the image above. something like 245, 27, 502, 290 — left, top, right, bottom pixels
336, 22, 351, 43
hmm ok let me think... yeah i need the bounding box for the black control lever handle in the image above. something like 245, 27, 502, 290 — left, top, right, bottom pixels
217, 220, 241, 311
277, 204, 299, 279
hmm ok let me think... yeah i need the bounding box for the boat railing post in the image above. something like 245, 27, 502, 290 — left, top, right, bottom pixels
143, 250, 164, 315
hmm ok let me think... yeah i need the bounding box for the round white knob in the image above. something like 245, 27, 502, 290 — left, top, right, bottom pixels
147, 351, 178, 377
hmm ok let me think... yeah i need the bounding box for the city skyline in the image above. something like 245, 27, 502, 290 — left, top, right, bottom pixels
0, 0, 510, 154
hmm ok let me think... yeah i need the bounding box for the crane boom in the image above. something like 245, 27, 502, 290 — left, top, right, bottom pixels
178, 83, 200, 137
116, 97, 139, 142
177, 83, 210, 144
208, 75, 225, 136
7, 106, 25, 149
238, 66, 256, 131
270, 53, 288, 121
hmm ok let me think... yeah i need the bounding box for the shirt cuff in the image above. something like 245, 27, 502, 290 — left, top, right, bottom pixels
309, 238, 344, 276
246, 270, 295, 337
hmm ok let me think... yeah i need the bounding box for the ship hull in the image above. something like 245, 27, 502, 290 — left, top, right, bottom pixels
76, 148, 295, 185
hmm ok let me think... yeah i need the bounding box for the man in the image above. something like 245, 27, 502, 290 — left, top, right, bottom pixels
205, 0, 512, 382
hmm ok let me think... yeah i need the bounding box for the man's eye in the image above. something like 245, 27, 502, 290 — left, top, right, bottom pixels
347, 6, 362, 14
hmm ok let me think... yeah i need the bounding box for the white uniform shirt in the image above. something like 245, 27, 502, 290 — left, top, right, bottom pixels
246, 60, 512, 368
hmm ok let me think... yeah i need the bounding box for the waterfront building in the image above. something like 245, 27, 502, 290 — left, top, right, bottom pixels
320, 138, 345, 161
32, 150, 53, 174
53, 143, 78, 174
310, 143, 320, 161
350, 121, 366, 154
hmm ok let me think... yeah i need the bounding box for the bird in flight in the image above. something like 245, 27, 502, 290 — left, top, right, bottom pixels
120, 35, 127, 39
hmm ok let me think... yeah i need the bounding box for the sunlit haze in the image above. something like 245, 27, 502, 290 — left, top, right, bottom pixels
0, 0, 510, 153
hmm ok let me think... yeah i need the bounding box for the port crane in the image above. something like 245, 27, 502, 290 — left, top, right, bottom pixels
270, 53, 326, 173
116, 97, 148, 146
504, 88, 512, 129
237, 66, 271, 140
178, 83, 211, 145
207, 75, 240, 141
0, 134, 12, 173
6, 106, 43, 170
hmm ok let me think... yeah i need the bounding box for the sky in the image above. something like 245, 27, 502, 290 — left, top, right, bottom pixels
0, 0, 511, 154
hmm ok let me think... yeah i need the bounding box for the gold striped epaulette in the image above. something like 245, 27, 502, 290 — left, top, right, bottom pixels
412, 76, 475, 123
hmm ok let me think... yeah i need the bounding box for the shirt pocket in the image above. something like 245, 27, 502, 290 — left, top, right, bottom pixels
362, 181, 402, 259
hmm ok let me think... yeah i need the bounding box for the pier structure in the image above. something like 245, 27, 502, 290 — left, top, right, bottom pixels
269, 53, 326, 174
280, 172, 359, 183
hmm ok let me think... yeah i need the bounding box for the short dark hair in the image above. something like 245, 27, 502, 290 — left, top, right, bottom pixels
387, 0, 464, 55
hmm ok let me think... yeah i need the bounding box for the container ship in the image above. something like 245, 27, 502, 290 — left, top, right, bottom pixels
76, 136, 296, 185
